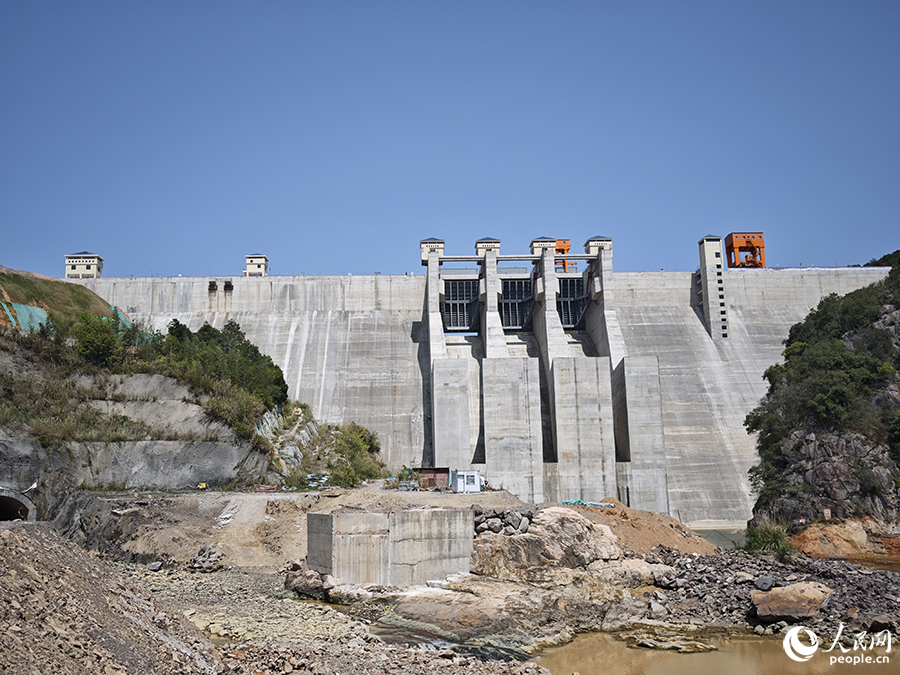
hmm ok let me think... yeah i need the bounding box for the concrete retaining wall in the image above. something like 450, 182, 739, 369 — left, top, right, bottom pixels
306, 508, 474, 586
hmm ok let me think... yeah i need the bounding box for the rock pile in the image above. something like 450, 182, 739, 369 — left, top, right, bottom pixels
188, 544, 225, 572
0, 522, 222, 675
216, 643, 550, 675
647, 545, 900, 634
474, 507, 533, 535
283, 560, 338, 602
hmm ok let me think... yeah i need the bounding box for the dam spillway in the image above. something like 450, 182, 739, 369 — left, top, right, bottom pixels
75, 237, 890, 527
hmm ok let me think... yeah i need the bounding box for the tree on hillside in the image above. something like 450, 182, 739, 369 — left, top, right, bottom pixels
745, 253, 900, 515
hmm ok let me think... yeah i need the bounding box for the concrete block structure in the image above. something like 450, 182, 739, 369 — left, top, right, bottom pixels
64, 251, 103, 279
307, 508, 474, 586
244, 254, 269, 277
73, 237, 891, 527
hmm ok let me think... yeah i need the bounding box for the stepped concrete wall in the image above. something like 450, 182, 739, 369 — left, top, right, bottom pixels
78, 264, 890, 526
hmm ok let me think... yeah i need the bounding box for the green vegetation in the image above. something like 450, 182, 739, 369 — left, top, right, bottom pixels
0, 272, 113, 320
122, 319, 288, 439
0, 369, 205, 448
326, 422, 385, 486
743, 522, 794, 560
282, 400, 314, 429
745, 251, 900, 502
1, 315, 288, 447
158, 320, 288, 410
866, 250, 900, 268
280, 421, 387, 488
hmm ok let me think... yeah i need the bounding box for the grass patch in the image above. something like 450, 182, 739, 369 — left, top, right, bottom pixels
743, 522, 794, 561
0, 273, 113, 318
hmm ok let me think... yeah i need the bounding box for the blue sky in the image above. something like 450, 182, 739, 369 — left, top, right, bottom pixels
2, 1, 898, 278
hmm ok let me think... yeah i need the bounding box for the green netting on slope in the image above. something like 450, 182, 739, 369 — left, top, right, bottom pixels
10, 304, 48, 332
110, 305, 132, 326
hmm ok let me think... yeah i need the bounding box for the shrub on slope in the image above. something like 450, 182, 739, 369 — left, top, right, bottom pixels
745, 251, 900, 520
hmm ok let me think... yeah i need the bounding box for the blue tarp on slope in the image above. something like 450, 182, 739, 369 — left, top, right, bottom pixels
0, 301, 133, 334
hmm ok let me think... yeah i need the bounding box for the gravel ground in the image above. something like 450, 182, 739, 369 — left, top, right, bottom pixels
647, 545, 900, 633
216, 644, 550, 675
113, 563, 373, 647
2, 524, 550, 675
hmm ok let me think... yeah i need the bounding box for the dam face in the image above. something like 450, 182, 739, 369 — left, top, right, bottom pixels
77, 239, 889, 527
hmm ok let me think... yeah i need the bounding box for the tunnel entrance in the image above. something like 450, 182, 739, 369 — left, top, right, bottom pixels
0, 489, 36, 521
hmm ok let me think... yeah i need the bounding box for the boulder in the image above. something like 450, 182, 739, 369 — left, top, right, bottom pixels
285, 567, 327, 600
754, 575, 775, 591
486, 518, 503, 533
751, 581, 834, 622
471, 506, 622, 582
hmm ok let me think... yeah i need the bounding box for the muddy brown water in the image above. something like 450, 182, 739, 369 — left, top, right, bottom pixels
529, 633, 893, 675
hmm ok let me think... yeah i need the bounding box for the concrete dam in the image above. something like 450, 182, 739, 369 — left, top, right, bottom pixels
75, 237, 890, 527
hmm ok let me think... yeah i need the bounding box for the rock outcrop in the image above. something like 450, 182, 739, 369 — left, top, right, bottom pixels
790, 517, 900, 562
471, 506, 622, 583
752, 430, 900, 526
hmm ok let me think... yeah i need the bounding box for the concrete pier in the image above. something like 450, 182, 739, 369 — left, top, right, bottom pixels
307, 509, 474, 586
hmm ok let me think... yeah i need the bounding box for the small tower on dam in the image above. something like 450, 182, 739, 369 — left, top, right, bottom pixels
697, 235, 729, 339
64, 251, 103, 279
244, 254, 269, 277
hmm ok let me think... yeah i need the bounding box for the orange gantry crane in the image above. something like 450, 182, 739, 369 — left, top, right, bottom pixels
555, 239, 577, 273
725, 232, 766, 268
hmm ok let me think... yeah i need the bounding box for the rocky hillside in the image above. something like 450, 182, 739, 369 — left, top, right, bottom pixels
746, 251, 900, 552
751, 430, 899, 525
0, 522, 223, 675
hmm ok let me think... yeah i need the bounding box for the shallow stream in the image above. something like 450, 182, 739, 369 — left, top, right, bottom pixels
529, 632, 892, 675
